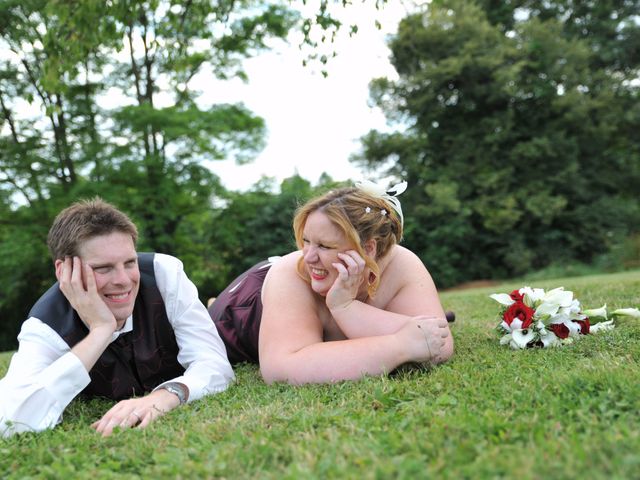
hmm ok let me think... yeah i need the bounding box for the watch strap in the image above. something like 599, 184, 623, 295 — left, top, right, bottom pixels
160, 382, 188, 405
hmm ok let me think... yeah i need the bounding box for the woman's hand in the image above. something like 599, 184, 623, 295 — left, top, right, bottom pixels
325, 250, 367, 311
399, 315, 453, 364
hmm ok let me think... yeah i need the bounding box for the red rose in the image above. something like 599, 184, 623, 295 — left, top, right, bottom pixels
575, 318, 590, 335
549, 323, 570, 339
503, 302, 535, 328
510, 289, 524, 302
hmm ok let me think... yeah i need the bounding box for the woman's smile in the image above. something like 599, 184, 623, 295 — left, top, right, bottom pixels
309, 267, 329, 280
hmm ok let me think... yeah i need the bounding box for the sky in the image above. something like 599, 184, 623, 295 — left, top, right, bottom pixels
0, 1, 422, 199
194, 1, 422, 191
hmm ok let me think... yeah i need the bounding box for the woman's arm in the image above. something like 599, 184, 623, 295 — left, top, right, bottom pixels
258, 253, 452, 385
328, 246, 447, 338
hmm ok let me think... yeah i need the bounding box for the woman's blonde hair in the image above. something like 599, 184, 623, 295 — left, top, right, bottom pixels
292, 187, 403, 297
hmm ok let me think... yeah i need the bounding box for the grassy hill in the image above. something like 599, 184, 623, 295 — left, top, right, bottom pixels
1, 270, 639, 479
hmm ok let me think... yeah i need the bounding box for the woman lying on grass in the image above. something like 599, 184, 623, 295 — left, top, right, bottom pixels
209, 181, 454, 384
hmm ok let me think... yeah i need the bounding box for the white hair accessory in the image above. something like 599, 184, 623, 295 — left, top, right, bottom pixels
355, 179, 408, 227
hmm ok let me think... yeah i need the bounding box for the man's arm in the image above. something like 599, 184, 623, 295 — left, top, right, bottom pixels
90, 254, 234, 437
0, 319, 92, 438
0, 257, 124, 438
152, 253, 234, 401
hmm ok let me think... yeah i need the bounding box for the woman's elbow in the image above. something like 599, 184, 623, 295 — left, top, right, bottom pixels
259, 356, 290, 385
259, 355, 309, 386
259, 365, 280, 385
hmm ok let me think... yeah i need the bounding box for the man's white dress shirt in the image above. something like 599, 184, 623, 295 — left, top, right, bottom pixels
0, 254, 234, 437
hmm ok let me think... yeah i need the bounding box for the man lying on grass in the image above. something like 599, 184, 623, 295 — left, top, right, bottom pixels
0, 198, 234, 438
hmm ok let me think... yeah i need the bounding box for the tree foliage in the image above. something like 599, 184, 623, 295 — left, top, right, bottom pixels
0, 0, 378, 349
356, 0, 640, 287
3, 0, 637, 350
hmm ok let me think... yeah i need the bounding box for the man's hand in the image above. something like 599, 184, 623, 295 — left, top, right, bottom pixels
58, 256, 118, 372
91, 389, 182, 437
58, 256, 117, 334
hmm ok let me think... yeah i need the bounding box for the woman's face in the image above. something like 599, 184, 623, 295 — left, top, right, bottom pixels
301, 210, 355, 296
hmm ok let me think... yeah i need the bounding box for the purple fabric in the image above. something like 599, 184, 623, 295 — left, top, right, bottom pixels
209, 261, 272, 364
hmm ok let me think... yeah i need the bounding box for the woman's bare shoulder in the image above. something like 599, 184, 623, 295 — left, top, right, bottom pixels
381, 245, 443, 315
384, 245, 433, 284
260, 251, 323, 348
263, 251, 306, 293
389, 245, 426, 268
266, 251, 300, 276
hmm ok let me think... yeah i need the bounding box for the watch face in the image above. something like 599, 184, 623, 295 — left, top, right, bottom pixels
164, 383, 186, 404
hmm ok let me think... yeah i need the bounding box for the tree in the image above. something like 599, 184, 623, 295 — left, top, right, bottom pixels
0, 0, 387, 349
355, 0, 640, 287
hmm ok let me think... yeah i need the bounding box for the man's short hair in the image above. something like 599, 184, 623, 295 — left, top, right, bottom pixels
47, 197, 138, 261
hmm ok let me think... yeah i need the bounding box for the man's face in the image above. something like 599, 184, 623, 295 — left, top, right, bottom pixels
78, 232, 140, 327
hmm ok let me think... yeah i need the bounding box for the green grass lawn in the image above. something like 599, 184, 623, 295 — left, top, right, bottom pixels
1, 270, 639, 479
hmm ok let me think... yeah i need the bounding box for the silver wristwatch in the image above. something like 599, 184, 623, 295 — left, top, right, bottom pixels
160, 382, 188, 405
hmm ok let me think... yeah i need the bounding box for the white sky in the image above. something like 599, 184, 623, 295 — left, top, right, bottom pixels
197, 1, 422, 191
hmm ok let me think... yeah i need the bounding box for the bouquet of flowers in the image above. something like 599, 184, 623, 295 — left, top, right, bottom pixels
491, 286, 640, 349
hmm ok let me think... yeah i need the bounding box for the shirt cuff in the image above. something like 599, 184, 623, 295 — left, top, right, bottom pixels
154, 374, 231, 404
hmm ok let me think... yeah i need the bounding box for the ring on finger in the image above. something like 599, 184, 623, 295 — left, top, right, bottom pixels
131, 411, 142, 422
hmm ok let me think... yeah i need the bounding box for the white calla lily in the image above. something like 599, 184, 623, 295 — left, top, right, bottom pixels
544, 287, 574, 307
490, 293, 516, 306
590, 320, 616, 333
565, 320, 582, 337
535, 301, 560, 318
500, 320, 512, 332
539, 329, 561, 347
612, 307, 640, 319
520, 287, 545, 306
549, 313, 571, 325
510, 318, 524, 331
510, 329, 536, 349
582, 304, 607, 320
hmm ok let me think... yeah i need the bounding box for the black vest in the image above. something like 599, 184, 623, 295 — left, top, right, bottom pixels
29, 253, 185, 400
